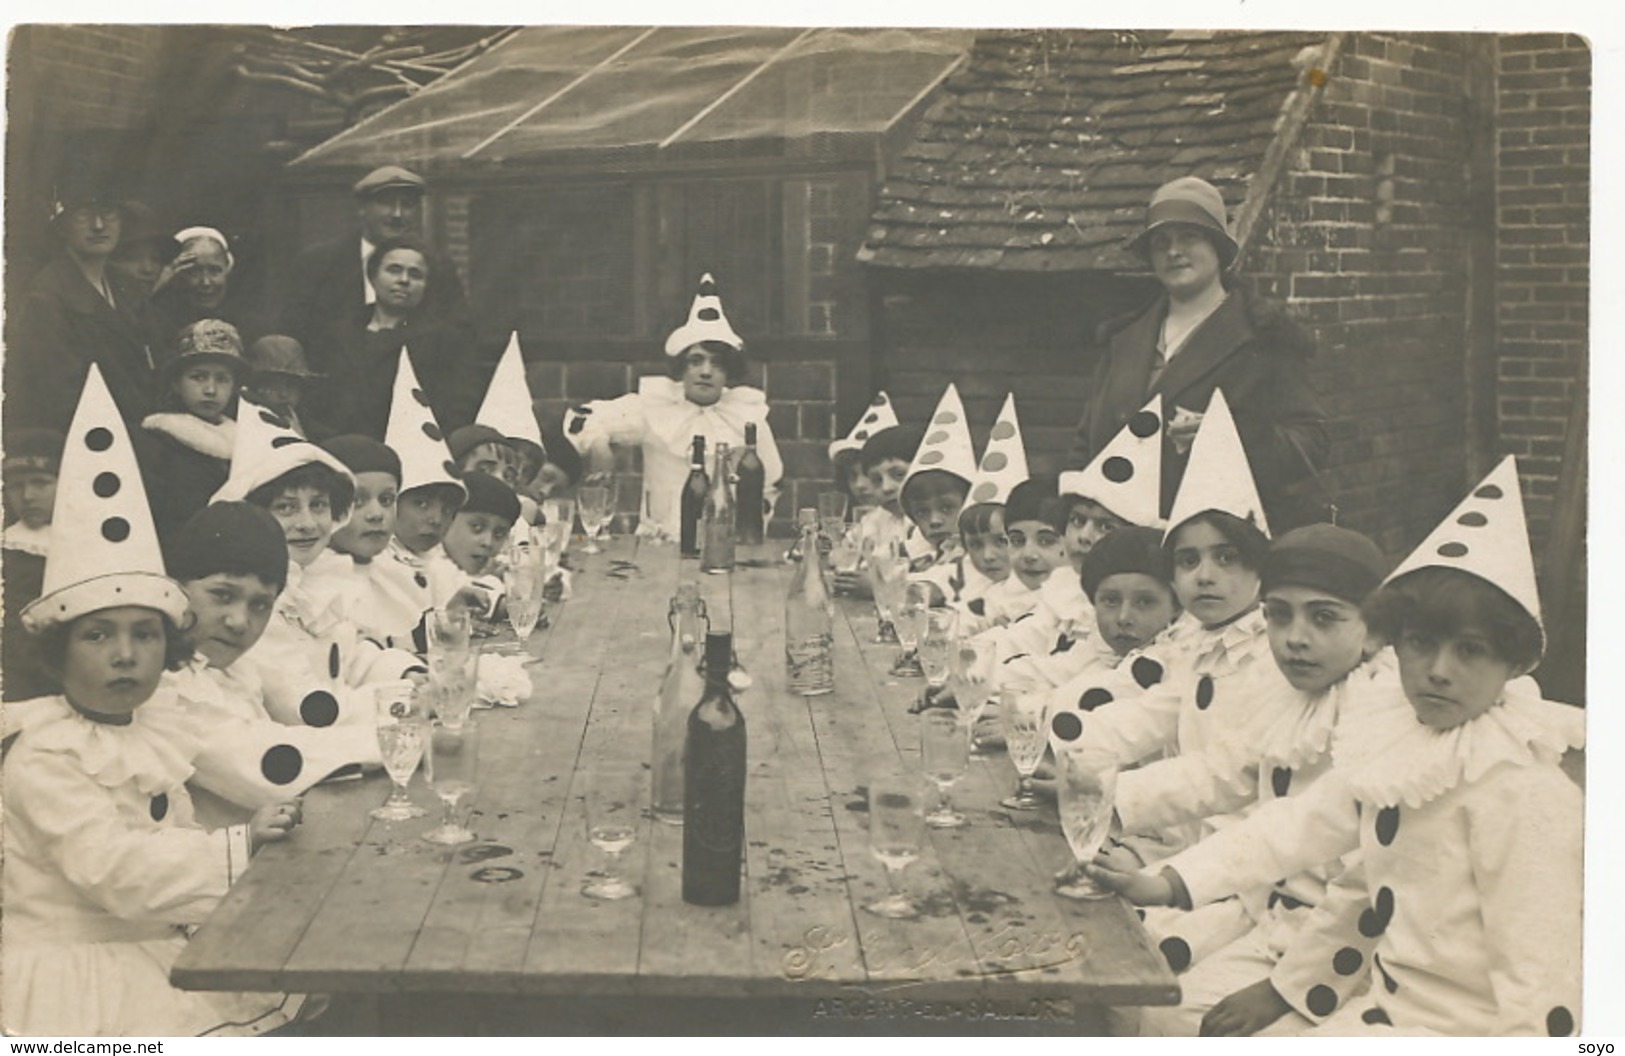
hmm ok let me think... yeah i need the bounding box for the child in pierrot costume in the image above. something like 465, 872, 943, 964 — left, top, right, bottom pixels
2, 366, 307, 1036
1089, 457, 1584, 1036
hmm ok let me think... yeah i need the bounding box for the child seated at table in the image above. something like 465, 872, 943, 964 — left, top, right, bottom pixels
214, 400, 423, 728
828, 389, 896, 515
168, 501, 385, 828
2, 366, 306, 1037
1074, 523, 1386, 1037
899, 382, 977, 575
833, 422, 924, 598
1088, 458, 1584, 1036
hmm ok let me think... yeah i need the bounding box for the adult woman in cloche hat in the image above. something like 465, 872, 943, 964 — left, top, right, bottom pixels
1066, 176, 1328, 531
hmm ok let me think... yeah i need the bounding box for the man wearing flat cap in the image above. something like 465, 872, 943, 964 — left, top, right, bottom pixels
276, 164, 471, 350
1067, 175, 1328, 531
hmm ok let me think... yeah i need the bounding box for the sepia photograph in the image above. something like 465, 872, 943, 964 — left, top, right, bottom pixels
0, 5, 1608, 1039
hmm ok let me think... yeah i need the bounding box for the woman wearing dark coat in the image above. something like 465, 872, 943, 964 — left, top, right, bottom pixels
1067, 177, 1328, 529
307, 236, 476, 438
6, 174, 160, 432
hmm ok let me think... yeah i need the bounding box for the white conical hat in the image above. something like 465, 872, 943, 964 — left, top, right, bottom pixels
1383, 456, 1543, 645
213, 397, 354, 505
385, 350, 468, 501
664, 272, 743, 356
1163, 388, 1269, 540
903, 382, 978, 493
476, 333, 544, 449
1059, 395, 1165, 528
21, 365, 187, 631
828, 390, 899, 460
966, 393, 1029, 506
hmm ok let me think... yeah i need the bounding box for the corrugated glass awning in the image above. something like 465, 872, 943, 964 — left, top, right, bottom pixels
289, 26, 972, 173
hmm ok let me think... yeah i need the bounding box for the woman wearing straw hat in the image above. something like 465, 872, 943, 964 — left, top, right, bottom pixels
1067, 176, 1328, 530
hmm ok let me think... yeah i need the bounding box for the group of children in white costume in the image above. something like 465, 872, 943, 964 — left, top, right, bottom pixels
0, 257, 1586, 1037
821, 373, 1583, 1038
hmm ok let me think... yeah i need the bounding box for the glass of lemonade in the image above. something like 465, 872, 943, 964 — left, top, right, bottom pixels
1000, 688, 1048, 811
371, 682, 428, 821
582, 760, 642, 900
1054, 746, 1119, 899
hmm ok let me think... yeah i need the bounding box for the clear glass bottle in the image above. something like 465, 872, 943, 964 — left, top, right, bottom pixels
683, 630, 746, 905
653, 582, 706, 822
785, 508, 835, 696
700, 441, 736, 573
734, 422, 766, 546
679, 435, 708, 558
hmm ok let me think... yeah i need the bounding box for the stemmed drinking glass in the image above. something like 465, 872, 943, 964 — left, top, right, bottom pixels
542, 497, 575, 563
817, 491, 848, 555
1000, 688, 1048, 810
868, 541, 908, 644
370, 682, 429, 821
920, 708, 969, 829
889, 582, 932, 677
949, 635, 996, 756
582, 760, 642, 901
1054, 747, 1120, 899
576, 484, 612, 555
422, 720, 479, 845
426, 607, 478, 732
917, 607, 957, 697
863, 775, 927, 919
829, 523, 864, 596
503, 545, 547, 654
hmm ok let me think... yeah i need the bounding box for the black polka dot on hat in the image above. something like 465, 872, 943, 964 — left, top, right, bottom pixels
861, 412, 880, 425
259, 409, 291, 429
1195, 675, 1214, 710
300, 690, 340, 728
1306, 984, 1338, 1017
1131, 656, 1163, 688
1129, 410, 1161, 439
261, 745, 305, 785
870, 395, 887, 407
989, 421, 1017, 441
1375, 805, 1400, 845
102, 517, 131, 543
1474, 484, 1503, 500
970, 482, 998, 503
698, 307, 720, 321
1361, 1008, 1391, 1026
1271, 766, 1292, 797
328, 643, 342, 679
1101, 456, 1134, 483
919, 450, 944, 466
85, 426, 114, 451
92, 471, 121, 498
422, 422, 444, 442
270, 435, 306, 449
1079, 687, 1114, 711
1437, 542, 1468, 558
1051, 711, 1083, 742
1333, 947, 1364, 976
933, 411, 959, 425
1547, 1007, 1574, 1037
1159, 936, 1191, 973
568, 416, 586, 435
925, 430, 950, 445
443, 459, 460, 477
149, 793, 169, 822
982, 451, 1009, 472
411, 387, 432, 408
1457, 511, 1488, 527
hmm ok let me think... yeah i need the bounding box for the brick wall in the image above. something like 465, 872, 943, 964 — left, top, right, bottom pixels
15, 26, 165, 131
1243, 33, 1478, 558
1494, 33, 1589, 549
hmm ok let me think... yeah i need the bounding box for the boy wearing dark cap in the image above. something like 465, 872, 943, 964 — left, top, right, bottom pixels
2, 428, 64, 701
169, 502, 384, 828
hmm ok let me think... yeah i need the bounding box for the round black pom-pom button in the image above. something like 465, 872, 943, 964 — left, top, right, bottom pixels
1159, 936, 1191, 973
1306, 984, 1338, 1017
1547, 1007, 1574, 1037
1131, 656, 1163, 688
300, 690, 340, 728
1051, 711, 1083, 742
1333, 947, 1363, 976
1194, 675, 1215, 710
1079, 687, 1113, 711
149, 793, 169, 822
1271, 766, 1292, 797
261, 745, 305, 785
1361, 1008, 1392, 1026
1375, 805, 1400, 845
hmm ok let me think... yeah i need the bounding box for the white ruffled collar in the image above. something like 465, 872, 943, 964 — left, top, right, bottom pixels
1184, 606, 1269, 677
1233, 654, 1393, 772
19, 690, 198, 795
141, 412, 237, 460
636, 375, 767, 454
1333, 669, 1585, 809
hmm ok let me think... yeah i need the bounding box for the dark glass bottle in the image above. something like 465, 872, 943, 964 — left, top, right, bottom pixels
683, 631, 747, 905
734, 422, 766, 545
680, 435, 708, 558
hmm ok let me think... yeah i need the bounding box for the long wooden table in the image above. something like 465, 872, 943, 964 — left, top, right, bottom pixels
173, 540, 1177, 1034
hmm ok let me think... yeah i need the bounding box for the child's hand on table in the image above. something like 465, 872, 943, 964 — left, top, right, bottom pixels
1085, 853, 1173, 906
1200, 979, 1292, 1036
250, 799, 302, 851
834, 569, 871, 597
